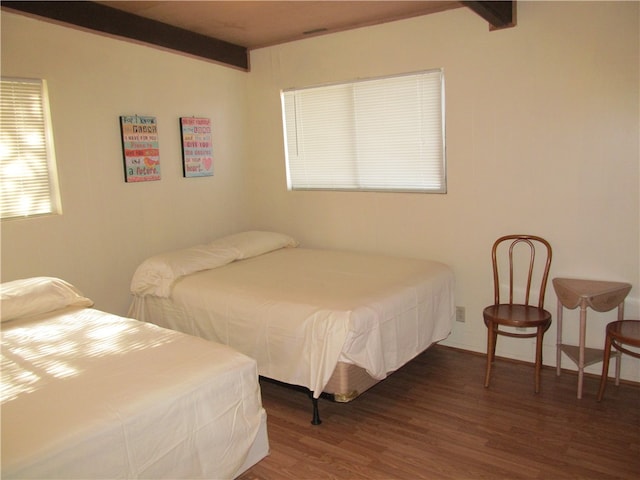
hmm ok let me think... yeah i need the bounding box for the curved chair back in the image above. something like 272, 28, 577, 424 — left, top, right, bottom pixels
491, 234, 552, 309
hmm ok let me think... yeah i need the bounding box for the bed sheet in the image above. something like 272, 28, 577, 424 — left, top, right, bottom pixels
129, 248, 455, 398
1, 306, 267, 479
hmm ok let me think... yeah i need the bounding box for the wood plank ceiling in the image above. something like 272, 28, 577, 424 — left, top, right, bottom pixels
2, 1, 515, 71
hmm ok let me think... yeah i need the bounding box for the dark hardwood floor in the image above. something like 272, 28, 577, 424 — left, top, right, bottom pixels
238, 345, 639, 480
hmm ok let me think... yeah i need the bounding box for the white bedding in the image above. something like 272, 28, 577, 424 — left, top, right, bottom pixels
2, 279, 268, 479
129, 246, 455, 398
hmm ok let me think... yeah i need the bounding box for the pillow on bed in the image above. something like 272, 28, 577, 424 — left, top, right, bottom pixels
1, 277, 94, 322
130, 244, 238, 298
209, 230, 298, 259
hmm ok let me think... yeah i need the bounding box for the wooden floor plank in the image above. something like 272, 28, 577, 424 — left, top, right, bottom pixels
238, 346, 639, 479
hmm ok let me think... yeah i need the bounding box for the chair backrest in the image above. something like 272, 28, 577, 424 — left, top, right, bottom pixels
491, 234, 552, 308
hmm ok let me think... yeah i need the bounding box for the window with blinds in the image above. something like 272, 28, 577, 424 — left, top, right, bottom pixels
281, 69, 446, 193
0, 78, 61, 220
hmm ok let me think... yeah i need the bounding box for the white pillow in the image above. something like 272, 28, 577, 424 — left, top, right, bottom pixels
209, 231, 298, 259
130, 244, 238, 298
1, 277, 94, 322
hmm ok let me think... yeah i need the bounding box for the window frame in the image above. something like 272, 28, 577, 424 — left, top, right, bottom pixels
0, 77, 61, 220
281, 69, 446, 194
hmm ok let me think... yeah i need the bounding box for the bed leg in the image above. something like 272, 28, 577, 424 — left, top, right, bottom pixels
311, 396, 322, 425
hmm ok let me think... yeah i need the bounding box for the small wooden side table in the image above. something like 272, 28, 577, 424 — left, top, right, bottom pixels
553, 278, 632, 399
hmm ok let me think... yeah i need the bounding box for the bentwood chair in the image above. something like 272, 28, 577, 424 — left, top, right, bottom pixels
483, 235, 553, 393
597, 320, 640, 401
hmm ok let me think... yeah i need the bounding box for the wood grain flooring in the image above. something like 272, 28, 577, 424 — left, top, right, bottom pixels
238, 345, 639, 480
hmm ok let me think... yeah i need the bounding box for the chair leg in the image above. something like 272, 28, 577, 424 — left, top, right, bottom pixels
534, 326, 544, 393
491, 328, 498, 359
485, 321, 496, 388
597, 333, 613, 402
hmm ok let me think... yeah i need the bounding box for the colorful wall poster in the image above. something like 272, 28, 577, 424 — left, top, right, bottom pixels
180, 117, 213, 177
120, 115, 160, 182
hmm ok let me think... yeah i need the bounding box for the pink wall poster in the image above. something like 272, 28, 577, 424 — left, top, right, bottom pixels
180, 117, 213, 177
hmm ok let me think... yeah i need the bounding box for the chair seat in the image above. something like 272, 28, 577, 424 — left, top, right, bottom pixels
483, 304, 552, 328
606, 320, 640, 349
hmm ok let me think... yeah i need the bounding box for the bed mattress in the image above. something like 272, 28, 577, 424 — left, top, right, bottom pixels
2, 302, 268, 479
130, 247, 455, 398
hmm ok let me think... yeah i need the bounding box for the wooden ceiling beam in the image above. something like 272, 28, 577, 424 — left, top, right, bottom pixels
3, 1, 516, 68
1, 1, 249, 70
462, 1, 516, 30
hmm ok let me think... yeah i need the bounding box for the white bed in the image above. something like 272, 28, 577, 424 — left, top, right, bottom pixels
128, 231, 455, 421
1, 277, 269, 479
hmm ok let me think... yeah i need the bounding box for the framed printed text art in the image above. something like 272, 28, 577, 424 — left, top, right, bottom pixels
180, 117, 213, 177
120, 115, 160, 182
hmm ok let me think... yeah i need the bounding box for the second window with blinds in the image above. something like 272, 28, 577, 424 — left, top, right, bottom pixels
0, 78, 61, 219
281, 69, 446, 193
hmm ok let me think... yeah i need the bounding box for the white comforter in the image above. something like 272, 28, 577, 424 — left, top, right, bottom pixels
130, 248, 455, 398
2, 305, 267, 479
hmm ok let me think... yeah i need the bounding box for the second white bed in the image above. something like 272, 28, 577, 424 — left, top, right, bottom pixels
2, 277, 268, 479
129, 235, 455, 401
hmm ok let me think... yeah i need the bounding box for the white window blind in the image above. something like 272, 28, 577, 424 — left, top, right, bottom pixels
282, 69, 445, 193
0, 78, 61, 220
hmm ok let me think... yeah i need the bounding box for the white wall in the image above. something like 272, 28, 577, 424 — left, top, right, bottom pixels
1, 12, 252, 315
246, 1, 640, 381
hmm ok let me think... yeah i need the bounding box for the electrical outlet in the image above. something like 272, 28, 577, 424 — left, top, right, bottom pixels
455, 306, 465, 323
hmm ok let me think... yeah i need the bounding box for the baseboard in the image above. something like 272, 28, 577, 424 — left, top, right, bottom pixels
435, 344, 640, 387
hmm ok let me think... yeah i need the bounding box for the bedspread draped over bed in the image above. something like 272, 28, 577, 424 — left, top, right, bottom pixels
2, 295, 267, 479
129, 246, 455, 399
